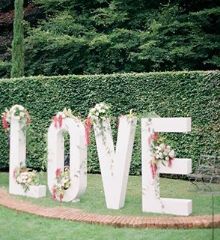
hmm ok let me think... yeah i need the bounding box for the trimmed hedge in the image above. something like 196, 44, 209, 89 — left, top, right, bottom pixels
0, 71, 219, 174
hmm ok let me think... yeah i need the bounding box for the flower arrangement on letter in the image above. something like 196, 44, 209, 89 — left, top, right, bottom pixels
1, 104, 31, 131
52, 167, 71, 202
88, 102, 111, 123
14, 166, 39, 192
53, 108, 80, 128
85, 102, 111, 145
149, 131, 175, 178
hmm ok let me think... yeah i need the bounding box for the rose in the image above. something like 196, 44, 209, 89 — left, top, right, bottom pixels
169, 150, 175, 158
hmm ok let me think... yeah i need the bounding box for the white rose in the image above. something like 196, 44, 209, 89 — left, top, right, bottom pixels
169, 150, 175, 158
164, 150, 168, 156
27, 178, 32, 183
160, 143, 165, 150
20, 112, 25, 117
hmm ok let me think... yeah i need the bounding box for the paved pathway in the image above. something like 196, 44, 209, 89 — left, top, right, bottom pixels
0, 188, 219, 229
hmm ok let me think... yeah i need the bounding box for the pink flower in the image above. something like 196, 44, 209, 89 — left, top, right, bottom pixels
85, 117, 92, 145
150, 162, 157, 179
58, 115, 63, 128
168, 157, 174, 167
26, 111, 31, 125
55, 168, 62, 178
59, 193, 64, 202
52, 186, 56, 199
53, 116, 58, 128
1, 113, 9, 130
151, 132, 159, 141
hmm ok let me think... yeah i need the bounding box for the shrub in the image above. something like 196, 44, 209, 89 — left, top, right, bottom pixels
0, 71, 219, 174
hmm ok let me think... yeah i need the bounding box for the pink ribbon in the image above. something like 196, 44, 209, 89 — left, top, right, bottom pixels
168, 158, 173, 167
85, 117, 92, 145
53, 115, 63, 128
150, 162, 157, 179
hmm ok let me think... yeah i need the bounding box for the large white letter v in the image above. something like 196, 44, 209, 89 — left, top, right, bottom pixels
93, 116, 137, 209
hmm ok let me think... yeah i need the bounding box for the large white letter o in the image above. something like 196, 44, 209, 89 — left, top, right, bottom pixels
48, 117, 87, 202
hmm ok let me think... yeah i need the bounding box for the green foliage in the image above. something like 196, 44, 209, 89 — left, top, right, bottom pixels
11, 0, 24, 78
0, 61, 10, 79
0, 71, 219, 174
23, 1, 220, 76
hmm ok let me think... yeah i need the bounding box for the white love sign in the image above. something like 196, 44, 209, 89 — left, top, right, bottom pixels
6, 104, 193, 216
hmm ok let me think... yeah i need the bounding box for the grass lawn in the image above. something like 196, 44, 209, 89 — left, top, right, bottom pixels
0, 172, 220, 240
0, 172, 219, 216
0, 206, 220, 240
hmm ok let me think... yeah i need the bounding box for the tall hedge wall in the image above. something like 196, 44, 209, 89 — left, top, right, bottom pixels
0, 71, 219, 174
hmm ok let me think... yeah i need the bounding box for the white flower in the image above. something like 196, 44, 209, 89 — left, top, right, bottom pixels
159, 143, 165, 150
169, 150, 175, 158
20, 112, 25, 118
163, 150, 168, 156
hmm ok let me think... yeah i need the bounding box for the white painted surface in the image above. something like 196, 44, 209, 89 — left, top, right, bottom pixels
141, 118, 192, 216
150, 117, 191, 132
93, 116, 137, 209
9, 116, 46, 198
47, 117, 87, 202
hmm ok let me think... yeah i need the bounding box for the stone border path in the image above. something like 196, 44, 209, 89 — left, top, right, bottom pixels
0, 188, 220, 229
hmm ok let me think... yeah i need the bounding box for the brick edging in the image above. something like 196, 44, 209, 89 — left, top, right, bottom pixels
0, 188, 219, 229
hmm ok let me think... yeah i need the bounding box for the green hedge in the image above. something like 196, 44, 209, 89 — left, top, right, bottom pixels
0, 71, 219, 174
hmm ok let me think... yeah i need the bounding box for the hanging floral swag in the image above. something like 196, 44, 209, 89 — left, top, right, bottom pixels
85, 102, 111, 146
86, 102, 136, 146
52, 167, 71, 202
52, 108, 81, 129
1, 104, 31, 132
14, 165, 39, 192
148, 126, 175, 179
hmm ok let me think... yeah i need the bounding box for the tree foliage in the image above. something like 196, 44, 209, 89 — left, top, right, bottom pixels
11, 0, 25, 78
23, 0, 220, 75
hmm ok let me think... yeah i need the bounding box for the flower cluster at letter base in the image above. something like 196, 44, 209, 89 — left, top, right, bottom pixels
52, 167, 71, 202
148, 128, 175, 178
1, 104, 31, 131
14, 166, 39, 192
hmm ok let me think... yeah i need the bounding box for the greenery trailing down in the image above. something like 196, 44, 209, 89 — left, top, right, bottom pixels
0, 71, 219, 174
22, 0, 220, 76
11, 0, 24, 78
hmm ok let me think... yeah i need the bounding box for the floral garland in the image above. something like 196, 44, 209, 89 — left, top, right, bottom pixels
147, 122, 175, 178
1, 105, 31, 131
14, 166, 39, 192
86, 102, 111, 145
52, 108, 80, 129
88, 102, 111, 122
52, 167, 71, 202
